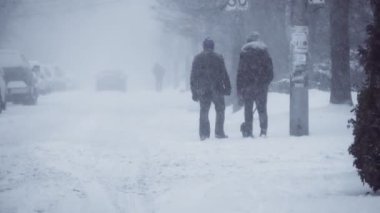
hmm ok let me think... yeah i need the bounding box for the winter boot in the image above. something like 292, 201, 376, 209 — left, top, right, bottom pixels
200, 135, 209, 141
240, 123, 253, 138
215, 133, 228, 139
260, 129, 267, 137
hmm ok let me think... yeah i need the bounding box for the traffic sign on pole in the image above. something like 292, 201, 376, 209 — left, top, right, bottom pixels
225, 0, 249, 11
291, 26, 309, 54
308, 0, 325, 4
289, 0, 309, 136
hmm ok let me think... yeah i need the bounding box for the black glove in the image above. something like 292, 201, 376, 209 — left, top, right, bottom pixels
224, 89, 231, 96
192, 93, 199, 102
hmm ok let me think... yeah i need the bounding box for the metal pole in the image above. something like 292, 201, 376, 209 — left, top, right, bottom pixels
289, 0, 309, 136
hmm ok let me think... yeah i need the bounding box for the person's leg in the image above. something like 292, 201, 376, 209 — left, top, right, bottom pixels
242, 97, 254, 137
199, 97, 211, 140
256, 88, 268, 136
213, 95, 227, 138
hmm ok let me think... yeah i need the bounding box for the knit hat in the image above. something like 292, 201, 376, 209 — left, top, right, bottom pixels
203, 37, 215, 50
247, 31, 260, 42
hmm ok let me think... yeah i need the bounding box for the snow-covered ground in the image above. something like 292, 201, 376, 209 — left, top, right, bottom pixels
0, 89, 378, 213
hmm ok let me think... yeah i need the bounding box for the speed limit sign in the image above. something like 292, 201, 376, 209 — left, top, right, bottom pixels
308, 0, 325, 4
225, 0, 249, 11
238, 0, 248, 7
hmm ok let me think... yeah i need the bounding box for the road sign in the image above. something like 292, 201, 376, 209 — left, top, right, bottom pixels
293, 53, 307, 66
291, 26, 309, 54
308, 0, 325, 4
225, 0, 249, 11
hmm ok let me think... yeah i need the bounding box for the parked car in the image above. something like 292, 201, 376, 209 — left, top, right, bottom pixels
96, 70, 127, 92
0, 68, 7, 113
0, 49, 38, 105
29, 61, 49, 95
37, 64, 68, 93
39, 65, 54, 94
29, 61, 51, 94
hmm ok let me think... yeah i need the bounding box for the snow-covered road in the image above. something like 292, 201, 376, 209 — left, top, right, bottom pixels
0, 90, 378, 213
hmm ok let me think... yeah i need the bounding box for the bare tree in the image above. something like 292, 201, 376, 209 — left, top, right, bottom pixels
0, 0, 21, 44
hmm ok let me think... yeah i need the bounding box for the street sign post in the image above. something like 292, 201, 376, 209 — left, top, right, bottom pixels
289, 0, 309, 136
225, 0, 248, 112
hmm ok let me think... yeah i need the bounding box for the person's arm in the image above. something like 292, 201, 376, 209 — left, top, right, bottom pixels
266, 53, 274, 85
220, 56, 231, 95
236, 53, 246, 96
190, 56, 199, 101
262, 50, 273, 86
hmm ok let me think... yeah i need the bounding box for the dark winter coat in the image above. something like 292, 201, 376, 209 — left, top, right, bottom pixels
191, 50, 231, 99
237, 41, 273, 98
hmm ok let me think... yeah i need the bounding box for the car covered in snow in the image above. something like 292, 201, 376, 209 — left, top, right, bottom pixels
0, 68, 7, 113
29, 62, 68, 95
0, 50, 38, 105
35, 64, 70, 93
37, 65, 55, 94
29, 61, 50, 95
96, 70, 127, 92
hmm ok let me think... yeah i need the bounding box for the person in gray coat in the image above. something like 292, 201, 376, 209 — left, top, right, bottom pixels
152, 63, 165, 92
191, 38, 231, 141
237, 32, 274, 138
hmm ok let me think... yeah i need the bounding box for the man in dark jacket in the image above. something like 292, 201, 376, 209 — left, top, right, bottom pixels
191, 38, 231, 141
237, 32, 274, 138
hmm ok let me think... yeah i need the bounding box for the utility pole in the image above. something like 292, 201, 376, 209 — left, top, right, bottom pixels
289, 0, 309, 136
224, 0, 248, 111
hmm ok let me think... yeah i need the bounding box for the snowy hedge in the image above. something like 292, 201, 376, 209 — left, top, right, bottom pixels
349, 0, 380, 193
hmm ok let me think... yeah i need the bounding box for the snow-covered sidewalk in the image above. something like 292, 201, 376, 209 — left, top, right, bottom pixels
0, 90, 378, 213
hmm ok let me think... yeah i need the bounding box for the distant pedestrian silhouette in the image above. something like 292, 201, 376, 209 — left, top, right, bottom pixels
153, 63, 165, 92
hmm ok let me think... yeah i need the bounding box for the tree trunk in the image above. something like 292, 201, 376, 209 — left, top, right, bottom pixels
330, 0, 353, 104
370, 0, 380, 91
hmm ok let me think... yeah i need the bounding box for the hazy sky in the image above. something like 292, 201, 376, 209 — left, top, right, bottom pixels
5, 0, 165, 89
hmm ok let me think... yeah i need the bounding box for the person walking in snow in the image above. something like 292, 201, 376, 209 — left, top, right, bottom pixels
237, 32, 274, 138
152, 63, 165, 92
191, 38, 231, 141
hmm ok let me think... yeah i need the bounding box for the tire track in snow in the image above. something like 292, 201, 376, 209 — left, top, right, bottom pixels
41, 92, 158, 213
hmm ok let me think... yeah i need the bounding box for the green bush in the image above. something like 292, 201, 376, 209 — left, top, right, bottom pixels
349, 0, 380, 192
349, 87, 380, 192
